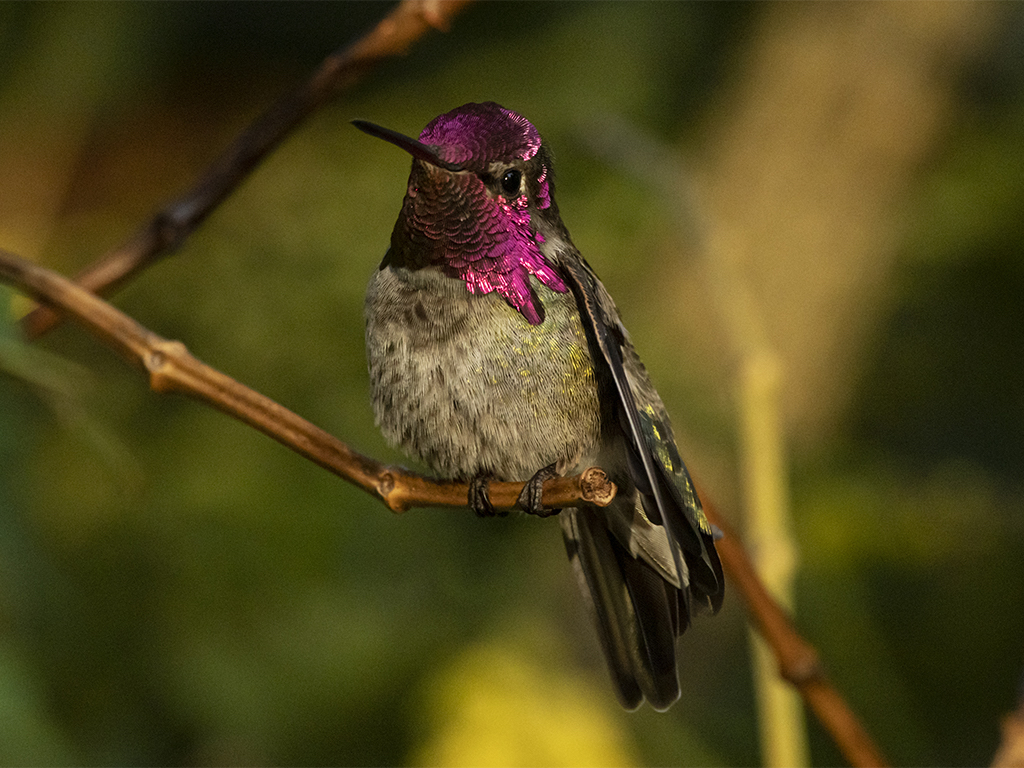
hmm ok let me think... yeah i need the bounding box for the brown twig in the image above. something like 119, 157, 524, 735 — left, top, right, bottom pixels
1, 248, 612, 514
992, 701, 1024, 768
20, 0, 475, 341
2, 243, 885, 766
703, 500, 889, 767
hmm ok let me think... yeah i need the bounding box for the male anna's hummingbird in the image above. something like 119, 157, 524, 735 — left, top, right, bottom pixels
354, 102, 723, 711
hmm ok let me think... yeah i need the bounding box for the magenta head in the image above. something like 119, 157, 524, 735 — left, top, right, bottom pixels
354, 103, 566, 325
418, 102, 542, 168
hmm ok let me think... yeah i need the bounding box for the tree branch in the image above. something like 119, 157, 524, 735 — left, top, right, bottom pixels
1, 246, 885, 766
992, 699, 1024, 768
1, 248, 612, 514
20, 0, 475, 341
705, 500, 888, 767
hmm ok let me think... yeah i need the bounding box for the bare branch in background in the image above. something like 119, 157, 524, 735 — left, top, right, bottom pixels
707, 500, 888, 768
992, 697, 1024, 768
20, 0, 475, 340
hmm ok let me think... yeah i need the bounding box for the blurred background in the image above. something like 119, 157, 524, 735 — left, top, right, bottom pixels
1, 2, 1022, 765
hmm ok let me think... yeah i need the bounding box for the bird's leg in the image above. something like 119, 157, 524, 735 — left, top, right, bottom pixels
468, 472, 505, 517
517, 463, 562, 518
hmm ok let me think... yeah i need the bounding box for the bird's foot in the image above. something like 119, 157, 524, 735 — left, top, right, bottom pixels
517, 463, 562, 518
468, 473, 505, 517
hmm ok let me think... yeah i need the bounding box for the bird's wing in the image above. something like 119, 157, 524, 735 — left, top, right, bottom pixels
557, 254, 723, 611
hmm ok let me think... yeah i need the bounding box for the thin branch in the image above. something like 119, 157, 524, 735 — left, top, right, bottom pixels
1, 248, 612, 513
992, 701, 1024, 768
706, 500, 889, 768
1, 246, 885, 766
20, 0, 475, 341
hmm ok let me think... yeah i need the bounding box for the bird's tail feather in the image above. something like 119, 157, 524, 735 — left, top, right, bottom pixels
561, 508, 681, 711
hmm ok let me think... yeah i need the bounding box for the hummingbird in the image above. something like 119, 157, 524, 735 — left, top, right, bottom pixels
354, 102, 723, 711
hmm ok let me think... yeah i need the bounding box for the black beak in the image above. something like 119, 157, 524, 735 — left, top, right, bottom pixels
352, 119, 464, 172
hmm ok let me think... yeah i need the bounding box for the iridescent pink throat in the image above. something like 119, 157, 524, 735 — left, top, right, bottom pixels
460, 214, 566, 326
410, 102, 567, 325
400, 171, 566, 325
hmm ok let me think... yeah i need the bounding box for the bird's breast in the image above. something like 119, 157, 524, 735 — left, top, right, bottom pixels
364, 265, 601, 480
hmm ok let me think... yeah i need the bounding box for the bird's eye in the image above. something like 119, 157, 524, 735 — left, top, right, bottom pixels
500, 169, 522, 197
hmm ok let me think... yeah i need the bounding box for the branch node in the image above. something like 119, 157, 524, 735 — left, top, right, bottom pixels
377, 472, 409, 513
146, 339, 188, 392
377, 471, 395, 497
419, 0, 455, 31
151, 210, 185, 254
578, 466, 617, 507
781, 647, 826, 687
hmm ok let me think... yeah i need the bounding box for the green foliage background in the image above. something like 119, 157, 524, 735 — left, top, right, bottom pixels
1, 3, 1022, 766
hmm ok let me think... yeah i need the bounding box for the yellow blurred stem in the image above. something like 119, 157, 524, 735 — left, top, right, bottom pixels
739, 352, 810, 768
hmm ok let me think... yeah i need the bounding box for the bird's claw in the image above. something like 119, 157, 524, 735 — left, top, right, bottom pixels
517, 463, 562, 518
469, 474, 505, 517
